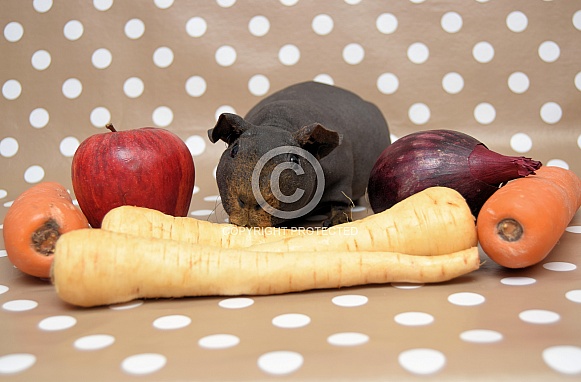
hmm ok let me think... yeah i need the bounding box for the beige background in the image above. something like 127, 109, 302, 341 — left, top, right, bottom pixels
1, 1, 581, 380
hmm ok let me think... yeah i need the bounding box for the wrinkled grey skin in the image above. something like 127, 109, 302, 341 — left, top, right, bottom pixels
208, 81, 390, 227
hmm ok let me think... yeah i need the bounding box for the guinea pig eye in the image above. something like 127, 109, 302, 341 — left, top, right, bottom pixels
230, 142, 239, 158
289, 153, 300, 164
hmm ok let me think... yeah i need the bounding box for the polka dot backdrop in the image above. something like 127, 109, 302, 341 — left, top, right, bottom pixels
1, 1, 581, 380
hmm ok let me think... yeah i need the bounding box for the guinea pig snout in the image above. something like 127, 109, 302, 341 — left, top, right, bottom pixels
237, 194, 261, 211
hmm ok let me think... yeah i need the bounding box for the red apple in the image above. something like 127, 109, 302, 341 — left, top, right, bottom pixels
71, 124, 195, 228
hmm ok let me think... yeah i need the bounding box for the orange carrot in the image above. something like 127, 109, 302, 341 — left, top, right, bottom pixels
51, 228, 480, 307
477, 166, 581, 268
3, 182, 89, 278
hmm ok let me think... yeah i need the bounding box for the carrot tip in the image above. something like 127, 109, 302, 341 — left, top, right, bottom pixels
496, 218, 523, 242
31, 218, 61, 256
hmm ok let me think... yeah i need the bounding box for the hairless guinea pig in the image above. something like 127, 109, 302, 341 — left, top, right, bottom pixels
208, 81, 390, 227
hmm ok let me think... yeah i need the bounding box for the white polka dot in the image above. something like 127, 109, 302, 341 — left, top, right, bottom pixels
332, 294, 368, 307
394, 312, 434, 326
442, 72, 464, 94
0, 250, 6, 258
574, 10, 581, 31
109, 300, 144, 310
153, 314, 191, 330
219, 297, 254, 309
258, 351, 303, 375
0, 354, 36, 374
0, 137, 18, 158
217, 0, 236, 7
327, 332, 369, 346
343, 43, 365, 65
90, 106, 111, 128
125, 18, 145, 39
473, 41, 494, 63
566, 226, 581, 234
63, 20, 84, 40
408, 103, 430, 125
314, 73, 334, 85
122, 353, 166, 375
376, 13, 398, 34
190, 209, 214, 216
154, 0, 174, 9
460, 329, 503, 343
272, 313, 311, 328
398, 348, 446, 375
506, 11, 528, 32
215, 45, 237, 67
4, 22, 24, 42
152, 106, 173, 127
0, 285, 8, 294
59, 136, 80, 157
519, 309, 560, 324
24, 165, 45, 183
2, 299, 38, 312
344, 0, 361, 4
123, 77, 144, 98
575, 72, 581, 92
74, 334, 115, 350
391, 282, 424, 289
377, 73, 399, 94
543, 346, 581, 375
448, 292, 485, 306
30, 108, 49, 128
153, 46, 174, 68
31, 50, 51, 70
566, 290, 581, 303
38, 315, 77, 331
2, 79, 22, 100
510, 132, 533, 153
215, 105, 236, 120
474, 102, 496, 125
248, 15, 270, 37
203, 195, 221, 203
441, 12, 462, 33
280, 0, 298, 5
508, 72, 530, 94
186, 16, 207, 37
543, 261, 576, 271
407, 42, 429, 64
93, 0, 113, 11
62, 78, 82, 99
538, 41, 560, 63
198, 334, 240, 349
91, 48, 112, 69
312, 14, 333, 35
501, 276, 536, 286
546, 159, 569, 169
248, 74, 270, 96
186, 135, 206, 156
540, 102, 562, 124
185, 76, 207, 97
278, 44, 300, 66
33, 0, 53, 12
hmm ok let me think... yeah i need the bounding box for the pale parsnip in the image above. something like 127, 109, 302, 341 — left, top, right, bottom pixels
102, 187, 477, 256
52, 228, 480, 307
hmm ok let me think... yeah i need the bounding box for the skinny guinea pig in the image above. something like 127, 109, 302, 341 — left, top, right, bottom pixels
208, 81, 390, 227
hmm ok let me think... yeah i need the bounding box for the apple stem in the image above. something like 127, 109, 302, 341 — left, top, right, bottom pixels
105, 123, 117, 132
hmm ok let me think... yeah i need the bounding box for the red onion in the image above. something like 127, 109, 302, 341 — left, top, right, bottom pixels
367, 129, 542, 216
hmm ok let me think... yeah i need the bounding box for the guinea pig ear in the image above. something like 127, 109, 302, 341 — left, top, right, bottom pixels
294, 123, 342, 160
207, 113, 250, 145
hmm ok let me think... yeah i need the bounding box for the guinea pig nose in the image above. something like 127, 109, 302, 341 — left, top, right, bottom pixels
237, 195, 261, 211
